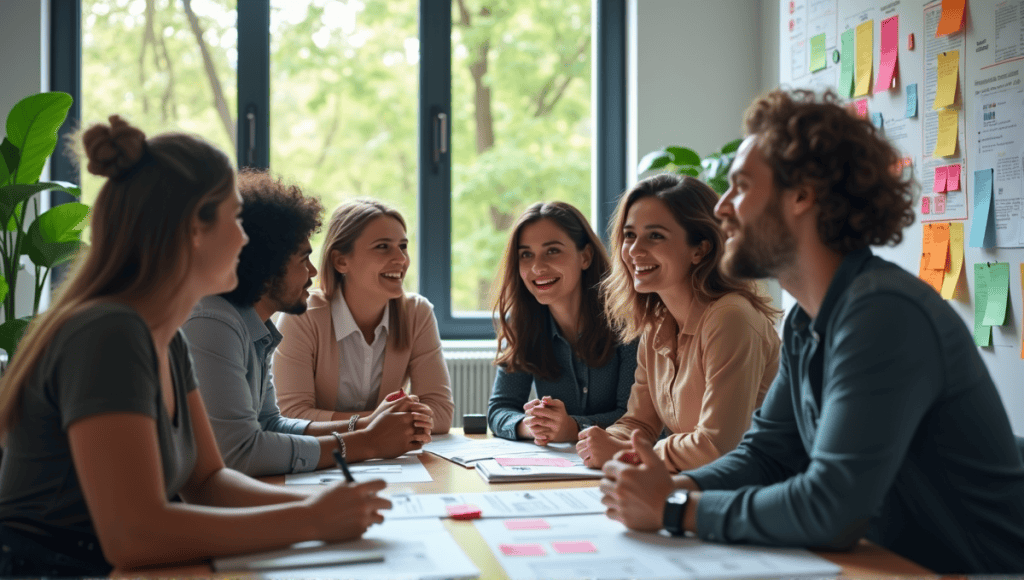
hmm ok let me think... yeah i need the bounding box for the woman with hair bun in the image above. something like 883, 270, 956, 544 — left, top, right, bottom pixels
0, 116, 390, 576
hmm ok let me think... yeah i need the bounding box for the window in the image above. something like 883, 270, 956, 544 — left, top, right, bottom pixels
53, 0, 625, 338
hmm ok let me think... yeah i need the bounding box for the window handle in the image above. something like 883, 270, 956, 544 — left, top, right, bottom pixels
433, 111, 448, 164
246, 105, 257, 166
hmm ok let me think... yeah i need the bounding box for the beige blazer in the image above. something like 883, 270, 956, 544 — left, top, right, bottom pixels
273, 290, 454, 433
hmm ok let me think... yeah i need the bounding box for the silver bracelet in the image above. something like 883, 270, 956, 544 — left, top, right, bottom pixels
348, 414, 360, 432
331, 431, 346, 459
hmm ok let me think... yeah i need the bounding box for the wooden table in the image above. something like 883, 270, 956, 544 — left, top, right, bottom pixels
120, 431, 934, 578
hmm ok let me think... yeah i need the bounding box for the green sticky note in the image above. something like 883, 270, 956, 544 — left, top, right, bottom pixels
983, 262, 1010, 326
810, 33, 827, 72
838, 28, 855, 97
974, 263, 992, 347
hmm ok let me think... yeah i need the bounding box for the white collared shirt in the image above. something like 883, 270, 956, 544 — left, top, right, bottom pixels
330, 291, 389, 412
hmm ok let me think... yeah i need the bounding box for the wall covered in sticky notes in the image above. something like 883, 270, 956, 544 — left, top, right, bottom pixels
779, 0, 1024, 434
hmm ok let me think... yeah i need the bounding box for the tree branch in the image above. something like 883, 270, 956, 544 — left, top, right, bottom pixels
182, 0, 237, 148
532, 37, 590, 117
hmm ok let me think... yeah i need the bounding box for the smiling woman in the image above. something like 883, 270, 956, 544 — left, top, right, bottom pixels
272, 199, 455, 434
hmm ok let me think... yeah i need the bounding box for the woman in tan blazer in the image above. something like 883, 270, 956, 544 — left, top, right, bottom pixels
273, 199, 454, 435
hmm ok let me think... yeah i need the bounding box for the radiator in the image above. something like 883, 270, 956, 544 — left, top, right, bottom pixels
444, 350, 497, 428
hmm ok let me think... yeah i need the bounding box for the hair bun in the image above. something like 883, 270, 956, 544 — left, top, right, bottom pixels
82, 115, 147, 179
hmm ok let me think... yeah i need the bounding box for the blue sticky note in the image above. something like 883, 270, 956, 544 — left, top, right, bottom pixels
871, 112, 884, 128
970, 168, 995, 248
906, 83, 918, 118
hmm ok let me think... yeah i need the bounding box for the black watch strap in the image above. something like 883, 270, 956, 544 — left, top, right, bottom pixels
662, 490, 689, 536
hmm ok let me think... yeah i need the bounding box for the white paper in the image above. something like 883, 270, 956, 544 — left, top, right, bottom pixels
474, 458, 602, 483
384, 487, 605, 520
253, 518, 479, 580
474, 514, 841, 580
284, 455, 433, 485
975, 86, 1024, 247
423, 434, 580, 467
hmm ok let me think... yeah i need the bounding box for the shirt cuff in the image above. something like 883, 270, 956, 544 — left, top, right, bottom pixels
277, 416, 313, 436
290, 434, 322, 473
571, 415, 593, 431
694, 489, 736, 543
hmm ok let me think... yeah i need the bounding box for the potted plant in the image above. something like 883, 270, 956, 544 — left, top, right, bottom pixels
0, 92, 89, 359
637, 138, 743, 195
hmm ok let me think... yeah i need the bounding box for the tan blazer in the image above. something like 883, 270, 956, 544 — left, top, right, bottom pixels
273, 290, 454, 433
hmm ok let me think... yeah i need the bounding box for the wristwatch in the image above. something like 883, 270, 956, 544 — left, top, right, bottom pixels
663, 490, 690, 536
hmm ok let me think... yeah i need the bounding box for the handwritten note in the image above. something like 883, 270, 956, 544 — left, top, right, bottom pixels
936, 0, 966, 37
935, 194, 946, 214
906, 83, 918, 118
933, 166, 948, 192
922, 196, 931, 214
855, 20, 874, 97
933, 109, 958, 157
983, 262, 1010, 326
934, 51, 959, 110
874, 15, 899, 93
839, 28, 855, 97
925, 223, 950, 270
970, 169, 995, 248
974, 263, 991, 347
946, 164, 961, 191
940, 223, 964, 299
810, 33, 827, 72
919, 254, 943, 293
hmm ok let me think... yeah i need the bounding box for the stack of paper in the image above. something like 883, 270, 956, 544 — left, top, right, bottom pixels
474, 456, 602, 483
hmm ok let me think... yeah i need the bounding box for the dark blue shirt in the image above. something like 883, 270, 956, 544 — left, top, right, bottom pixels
684, 249, 1024, 574
488, 312, 638, 440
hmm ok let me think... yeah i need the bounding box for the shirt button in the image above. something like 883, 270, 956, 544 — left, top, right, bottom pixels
583, 387, 588, 393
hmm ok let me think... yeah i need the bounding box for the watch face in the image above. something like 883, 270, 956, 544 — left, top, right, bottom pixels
667, 491, 688, 505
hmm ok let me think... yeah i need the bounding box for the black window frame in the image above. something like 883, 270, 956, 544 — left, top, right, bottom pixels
51, 0, 626, 340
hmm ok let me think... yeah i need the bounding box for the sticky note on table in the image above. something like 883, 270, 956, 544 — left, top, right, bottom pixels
974, 263, 992, 347
934, 51, 959, 110
552, 541, 598, 554
810, 33, 827, 72
839, 28, 855, 97
936, 0, 966, 37
504, 519, 551, 531
906, 83, 918, 117
875, 15, 899, 93
446, 504, 482, 520
933, 166, 948, 192
855, 20, 874, 97
983, 262, 1010, 326
947, 164, 961, 190
495, 457, 574, 467
934, 109, 958, 157
940, 223, 964, 299
500, 543, 546, 557
970, 169, 995, 248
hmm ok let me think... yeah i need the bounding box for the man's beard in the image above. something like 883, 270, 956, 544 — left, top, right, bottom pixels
722, 203, 796, 280
268, 277, 310, 315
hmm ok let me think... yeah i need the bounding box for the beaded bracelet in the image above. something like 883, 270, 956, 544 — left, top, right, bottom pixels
348, 414, 360, 432
331, 431, 346, 459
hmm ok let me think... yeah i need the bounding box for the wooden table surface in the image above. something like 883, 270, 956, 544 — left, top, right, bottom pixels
119, 430, 935, 578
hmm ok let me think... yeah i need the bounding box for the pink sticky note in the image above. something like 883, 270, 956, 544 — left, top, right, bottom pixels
500, 543, 546, 557
947, 163, 961, 190
935, 195, 946, 214
446, 504, 482, 520
495, 457, 574, 467
874, 16, 900, 93
855, 99, 868, 117
922, 196, 931, 214
504, 519, 551, 531
552, 540, 598, 554
933, 166, 948, 192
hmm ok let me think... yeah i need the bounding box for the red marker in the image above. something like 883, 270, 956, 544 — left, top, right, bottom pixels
386, 391, 406, 402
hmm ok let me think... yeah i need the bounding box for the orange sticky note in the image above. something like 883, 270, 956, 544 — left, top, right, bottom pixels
936, 0, 966, 37
934, 109, 958, 157
855, 20, 874, 96
919, 254, 944, 293
933, 166, 948, 192
940, 223, 964, 299
933, 51, 959, 110
947, 163, 961, 190
874, 16, 899, 93
925, 223, 950, 270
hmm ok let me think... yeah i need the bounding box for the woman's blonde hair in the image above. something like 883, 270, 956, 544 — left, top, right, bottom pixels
0, 115, 234, 434
492, 202, 615, 381
318, 199, 410, 350
602, 174, 778, 342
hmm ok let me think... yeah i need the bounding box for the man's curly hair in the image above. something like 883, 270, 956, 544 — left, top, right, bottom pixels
744, 89, 916, 253
221, 169, 323, 306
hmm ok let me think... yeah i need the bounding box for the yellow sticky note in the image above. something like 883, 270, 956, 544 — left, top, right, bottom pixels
933, 51, 959, 110
941, 223, 964, 299
934, 109, 959, 157
855, 20, 874, 97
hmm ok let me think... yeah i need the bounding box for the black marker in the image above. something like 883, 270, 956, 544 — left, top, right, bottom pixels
332, 449, 355, 483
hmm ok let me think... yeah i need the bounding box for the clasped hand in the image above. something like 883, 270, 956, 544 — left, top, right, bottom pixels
522, 396, 579, 445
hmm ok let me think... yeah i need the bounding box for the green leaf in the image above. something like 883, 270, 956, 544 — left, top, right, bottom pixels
637, 150, 671, 173
25, 203, 87, 268
0, 138, 19, 185
677, 167, 699, 177
6, 201, 21, 231
5, 92, 73, 184
0, 317, 32, 357
666, 146, 701, 167
720, 138, 742, 154
707, 177, 729, 195
0, 274, 7, 304
0, 181, 80, 230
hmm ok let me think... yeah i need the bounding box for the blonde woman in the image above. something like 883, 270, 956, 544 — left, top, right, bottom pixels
0, 117, 389, 576
274, 200, 454, 436
576, 174, 781, 472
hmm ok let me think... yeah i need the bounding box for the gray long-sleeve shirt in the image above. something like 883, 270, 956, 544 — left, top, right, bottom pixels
683, 248, 1024, 574
182, 295, 319, 476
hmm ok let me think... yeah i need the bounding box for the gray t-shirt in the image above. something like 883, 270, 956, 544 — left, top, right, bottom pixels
0, 302, 198, 545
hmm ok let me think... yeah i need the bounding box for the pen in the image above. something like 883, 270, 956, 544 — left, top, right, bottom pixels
332, 449, 355, 483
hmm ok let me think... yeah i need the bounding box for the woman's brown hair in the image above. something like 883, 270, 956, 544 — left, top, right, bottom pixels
602, 174, 778, 342
318, 199, 410, 351
0, 115, 234, 434
492, 201, 616, 381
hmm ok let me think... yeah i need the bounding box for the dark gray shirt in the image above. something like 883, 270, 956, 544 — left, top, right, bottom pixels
488, 312, 638, 439
0, 303, 197, 549
684, 249, 1024, 574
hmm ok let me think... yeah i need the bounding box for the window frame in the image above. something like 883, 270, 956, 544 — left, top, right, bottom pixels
52, 0, 626, 340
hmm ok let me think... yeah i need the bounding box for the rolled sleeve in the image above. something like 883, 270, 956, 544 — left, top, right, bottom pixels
487, 366, 534, 440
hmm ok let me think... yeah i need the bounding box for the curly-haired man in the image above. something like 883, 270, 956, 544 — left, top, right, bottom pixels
182, 170, 430, 477
600, 89, 1024, 574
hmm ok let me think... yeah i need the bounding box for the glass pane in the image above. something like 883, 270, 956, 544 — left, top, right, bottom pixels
270, 0, 420, 291
451, 0, 593, 315
81, 0, 238, 212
